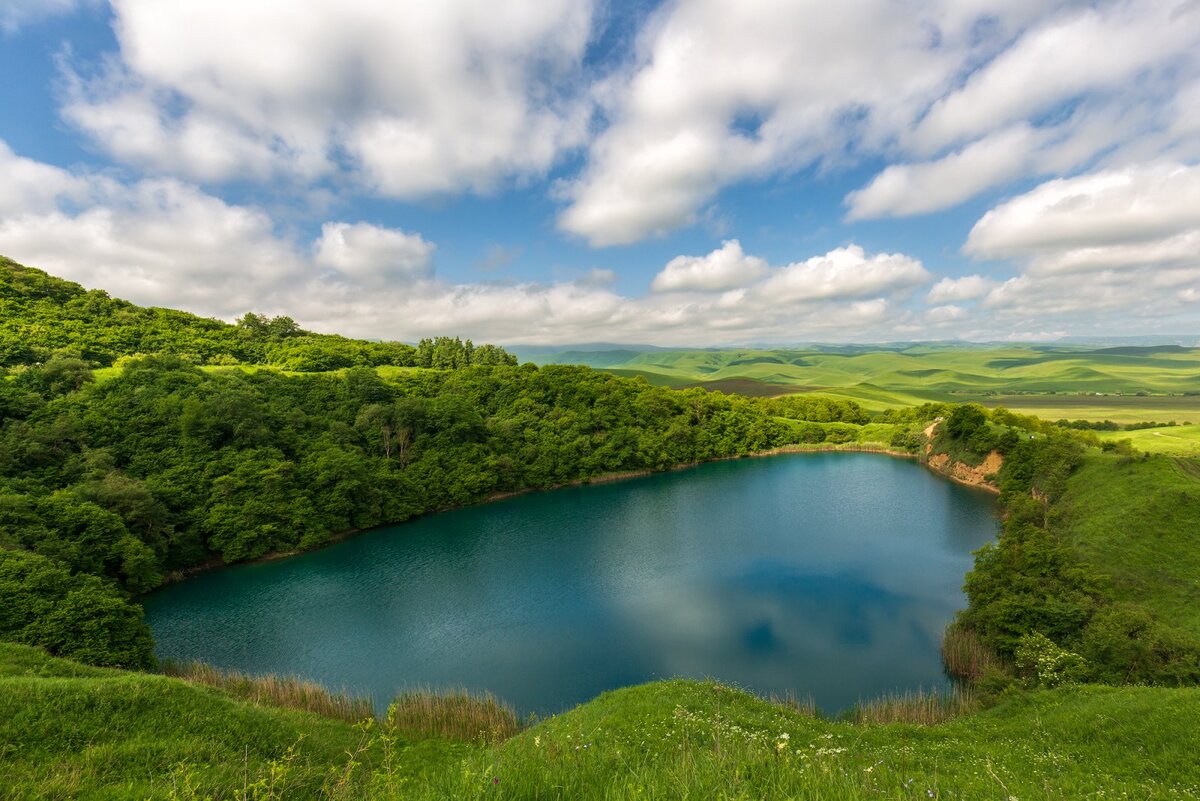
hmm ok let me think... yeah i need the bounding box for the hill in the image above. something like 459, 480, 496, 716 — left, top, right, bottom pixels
534, 344, 1200, 428
0, 256, 514, 371
3, 642, 1199, 799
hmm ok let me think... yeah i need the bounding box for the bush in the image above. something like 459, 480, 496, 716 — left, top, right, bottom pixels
1079, 606, 1200, 685
1014, 632, 1088, 687
0, 548, 155, 669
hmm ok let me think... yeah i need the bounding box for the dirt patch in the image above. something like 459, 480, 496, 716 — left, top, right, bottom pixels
927, 450, 1002, 493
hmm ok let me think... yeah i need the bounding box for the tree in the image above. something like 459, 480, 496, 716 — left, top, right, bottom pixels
0, 548, 156, 669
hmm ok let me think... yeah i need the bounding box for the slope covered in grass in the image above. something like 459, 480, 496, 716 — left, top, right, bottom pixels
0, 643, 469, 800
539, 345, 1200, 423
423, 679, 1200, 800
1055, 453, 1200, 635
5, 644, 1199, 800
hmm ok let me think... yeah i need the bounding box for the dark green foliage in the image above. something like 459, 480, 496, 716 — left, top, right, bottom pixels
0, 358, 814, 583
0, 549, 155, 669
0, 257, 513, 371
877, 402, 951, 424
753, 395, 869, 424
1079, 605, 1200, 685
945, 403, 987, 439
960, 505, 1103, 658
949, 409, 1200, 686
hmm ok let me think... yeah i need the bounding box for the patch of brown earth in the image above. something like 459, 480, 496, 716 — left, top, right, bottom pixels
927, 450, 1002, 493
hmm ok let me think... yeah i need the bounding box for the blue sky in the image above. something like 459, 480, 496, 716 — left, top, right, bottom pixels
1, 0, 1198, 345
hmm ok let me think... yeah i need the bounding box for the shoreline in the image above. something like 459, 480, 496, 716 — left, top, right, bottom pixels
151, 440, 997, 591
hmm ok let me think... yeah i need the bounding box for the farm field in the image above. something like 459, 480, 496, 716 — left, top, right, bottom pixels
534, 345, 1200, 425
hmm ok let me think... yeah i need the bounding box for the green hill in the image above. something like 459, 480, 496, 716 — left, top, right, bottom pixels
535, 344, 1200, 425
0, 256, 515, 371
4, 643, 1199, 799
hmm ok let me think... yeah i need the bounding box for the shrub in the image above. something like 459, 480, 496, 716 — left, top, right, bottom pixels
1014, 632, 1088, 687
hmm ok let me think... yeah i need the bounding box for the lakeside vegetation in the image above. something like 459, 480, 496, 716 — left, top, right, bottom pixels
3, 256, 1200, 797
4, 643, 1200, 799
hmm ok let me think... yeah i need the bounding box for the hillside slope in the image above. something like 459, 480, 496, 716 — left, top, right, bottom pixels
3, 644, 1199, 799
0, 255, 513, 371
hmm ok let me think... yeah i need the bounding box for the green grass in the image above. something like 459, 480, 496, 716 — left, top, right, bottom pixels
1055, 453, 1200, 635
409, 679, 1200, 800
6, 644, 1200, 800
0, 644, 469, 800
531, 345, 1200, 423
1096, 424, 1200, 455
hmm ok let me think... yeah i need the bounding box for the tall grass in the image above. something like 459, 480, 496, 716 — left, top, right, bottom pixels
386, 688, 521, 744
942, 621, 1004, 680
768, 689, 819, 717
849, 685, 978, 725
163, 660, 374, 723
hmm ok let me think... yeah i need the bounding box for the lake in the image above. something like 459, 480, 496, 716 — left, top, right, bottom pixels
143, 452, 998, 715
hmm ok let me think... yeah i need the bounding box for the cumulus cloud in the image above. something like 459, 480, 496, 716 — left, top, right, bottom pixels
958, 162, 1200, 334
966, 163, 1200, 269
61, 0, 595, 192
926, 275, 998, 304
0, 141, 943, 344
562, 0, 1200, 241
845, 126, 1042, 220
753, 246, 929, 304
314, 222, 434, 285
651, 240, 767, 292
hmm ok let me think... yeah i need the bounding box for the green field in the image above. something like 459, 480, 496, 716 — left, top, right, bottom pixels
1096, 424, 1200, 455
4, 643, 1200, 800
536, 345, 1200, 425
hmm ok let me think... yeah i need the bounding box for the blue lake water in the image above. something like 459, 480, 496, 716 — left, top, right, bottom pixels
143, 452, 998, 715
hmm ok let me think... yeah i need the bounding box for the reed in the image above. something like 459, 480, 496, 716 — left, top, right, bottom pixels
849, 686, 978, 726
162, 660, 374, 723
942, 622, 1004, 681
386, 688, 521, 744
768, 689, 819, 718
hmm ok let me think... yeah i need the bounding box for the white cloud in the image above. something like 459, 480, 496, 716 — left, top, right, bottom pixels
0, 140, 94, 215
651, 239, 767, 292
966, 163, 1200, 268
0, 140, 942, 344
753, 246, 929, 304
562, 0, 1200, 241
61, 0, 595, 192
314, 222, 434, 285
926, 305, 967, 324
926, 275, 998, 304
911, 2, 1199, 154
845, 125, 1042, 220
4, 137, 1197, 346
957, 162, 1200, 335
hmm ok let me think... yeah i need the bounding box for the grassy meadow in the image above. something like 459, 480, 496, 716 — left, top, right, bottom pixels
4, 644, 1200, 800
536, 345, 1200, 429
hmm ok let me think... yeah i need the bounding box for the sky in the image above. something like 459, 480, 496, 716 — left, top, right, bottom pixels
1, 0, 1198, 346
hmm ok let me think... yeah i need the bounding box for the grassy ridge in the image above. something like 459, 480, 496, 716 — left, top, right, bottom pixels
4, 645, 1200, 799
538, 346, 1200, 425
1055, 453, 1200, 635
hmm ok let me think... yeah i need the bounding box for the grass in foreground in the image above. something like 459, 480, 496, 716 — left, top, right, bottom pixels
410, 679, 1200, 800
6, 644, 1200, 799
162, 660, 375, 723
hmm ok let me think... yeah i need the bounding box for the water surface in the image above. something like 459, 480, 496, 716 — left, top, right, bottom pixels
145, 453, 997, 714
